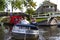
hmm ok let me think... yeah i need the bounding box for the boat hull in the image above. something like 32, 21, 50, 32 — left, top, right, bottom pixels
12, 32, 39, 40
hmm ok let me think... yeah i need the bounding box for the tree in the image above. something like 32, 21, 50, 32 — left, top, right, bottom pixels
0, 0, 36, 13
11, 0, 23, 12
24, 0, 36, 15
26, 8, 35, 15
11, 0, 36, 14
0, 0, 5, 11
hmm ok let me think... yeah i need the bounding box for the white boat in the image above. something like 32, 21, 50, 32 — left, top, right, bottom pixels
11, 24, 39, 40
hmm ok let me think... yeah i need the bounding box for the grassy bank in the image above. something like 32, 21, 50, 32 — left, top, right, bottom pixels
36, 18, 47, 22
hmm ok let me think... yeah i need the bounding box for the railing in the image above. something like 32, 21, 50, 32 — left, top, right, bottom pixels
32, 14, 60, 18
32, 15, 50, 18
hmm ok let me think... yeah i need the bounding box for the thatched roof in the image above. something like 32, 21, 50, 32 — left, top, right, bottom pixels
42, 1, 57, 6
35, 6, 43, 13
35, 1, 57, 13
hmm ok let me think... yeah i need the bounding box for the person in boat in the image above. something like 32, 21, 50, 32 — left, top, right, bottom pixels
14, 18, 19, 25
30, 18, 37, 25
18, 16, 30, 25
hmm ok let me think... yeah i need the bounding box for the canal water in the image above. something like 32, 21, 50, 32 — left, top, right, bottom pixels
38, 25, 60, 40
3, 25, 60, 40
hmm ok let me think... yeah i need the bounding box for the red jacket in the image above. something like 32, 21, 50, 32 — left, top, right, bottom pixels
10, 16, 22, 24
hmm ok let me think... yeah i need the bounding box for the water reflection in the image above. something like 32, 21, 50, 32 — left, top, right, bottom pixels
3, 25, 60, 40
39, 29, 47, 40
48, 37, 59, 40
38, 25, 60, 40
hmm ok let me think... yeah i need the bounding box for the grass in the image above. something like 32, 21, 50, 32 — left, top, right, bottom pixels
36, 18, 47, 22
28, 18, 47, 22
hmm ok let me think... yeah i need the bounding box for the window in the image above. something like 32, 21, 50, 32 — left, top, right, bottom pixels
46, 6, 49, 8
43, 6, 45, 8
51, 6, 53, 8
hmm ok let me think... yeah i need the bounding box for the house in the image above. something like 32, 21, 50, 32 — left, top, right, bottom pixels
35, 1, 57, 13
32, 0, 60, 18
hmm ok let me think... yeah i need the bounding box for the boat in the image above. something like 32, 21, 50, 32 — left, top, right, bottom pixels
11, 24, 39, 40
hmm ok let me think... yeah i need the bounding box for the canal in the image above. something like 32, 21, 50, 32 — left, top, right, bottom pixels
5, 26, 60, 40
38, 25, 60, 40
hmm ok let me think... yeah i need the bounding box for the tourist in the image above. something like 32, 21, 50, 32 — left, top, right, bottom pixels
19, 16, 30, 24
14, 18, 19, 25
30, 18, 37, 25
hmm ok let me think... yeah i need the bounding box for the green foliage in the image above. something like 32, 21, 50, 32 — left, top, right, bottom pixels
0, 0, 36, 14
0, 0, 5, 11
24, 0, 36, 8
0, 23, 5, 40
0, 28, 5, 40
11, 0, 36, 15
26, 8, 35, 15
24, 0, 36, 15
11, 0, 22, 9
29, 1, 36, 8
